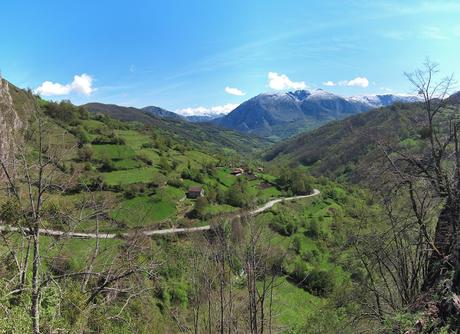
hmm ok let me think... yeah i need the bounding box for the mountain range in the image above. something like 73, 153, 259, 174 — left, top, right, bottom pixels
84, 89, 420, 141
82, 102, 271, 154
264, 93, 460, 183
212, 89, 421, 140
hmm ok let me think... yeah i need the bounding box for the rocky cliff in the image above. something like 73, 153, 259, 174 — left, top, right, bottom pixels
0, 77, 34, 175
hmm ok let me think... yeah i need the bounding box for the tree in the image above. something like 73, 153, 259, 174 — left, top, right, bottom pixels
190, 196, 208, 219
0, 110, 157, 333
240, 215, 284, 333
353, 59, 459, 325
402, 60, 458, 291
77, 145, 93, 162
277, 167, 313, 195
159, 156, 171, 172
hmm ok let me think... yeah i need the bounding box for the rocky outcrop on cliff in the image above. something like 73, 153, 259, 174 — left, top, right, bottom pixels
0, 77, 34, 174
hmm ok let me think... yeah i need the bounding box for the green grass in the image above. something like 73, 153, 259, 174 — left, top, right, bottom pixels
112, 196, 176, 228
159, 185, 185, 201
81, 119, 107, 131
203, 204, 238, 215
41, 236, 122, 271
135, 148, 160, 163
113, 159, 143, 170
182, 179, 202, 188
259, 186, 281, 199
216, 168, 236, 187
267, 277, 323, 331
115, 129, 151, 149
92, 144, 136, 161
186, 150, 217, 164
102, 166, 159, 185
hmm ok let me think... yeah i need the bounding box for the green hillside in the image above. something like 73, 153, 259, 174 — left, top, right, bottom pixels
83, 102, 273, 155
3, 77, 459, 333
0, 85, 381, 333
264, 101, 460, 183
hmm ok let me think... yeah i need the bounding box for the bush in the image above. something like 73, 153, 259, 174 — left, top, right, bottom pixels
99, 156, 116, 172
269, 211, 298, 236
70, 125, 90, 144
123, 184, 146, 199
277, 167, 313, 195
91, 134, 126, 145
136, 153, 153, 166
305, 218, 321, 239
188, 197, 208, 219
167, 177, 183, 188
0, 200, 20, 223
292, 265, 335, 297
159, 157, 171, 172
77, 145, 93, 162
42, 100, 84, 125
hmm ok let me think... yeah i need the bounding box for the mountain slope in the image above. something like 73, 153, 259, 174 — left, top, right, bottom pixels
215, 89, 419, 140
0, 78, 36, 169
185, 114, 224, 123
448, 91, 460, 104
264, 102, 425, 182
142, 105, 185, 121
83, 102, 271, 154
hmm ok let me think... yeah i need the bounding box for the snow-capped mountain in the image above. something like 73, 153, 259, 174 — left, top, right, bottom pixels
214, 89, 420, 140
185, 114, 225, 123
348, 94, 421, 108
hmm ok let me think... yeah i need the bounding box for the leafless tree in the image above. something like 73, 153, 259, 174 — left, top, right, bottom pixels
0, 109, 158, 333
352, 59, 459, 322
240, 215, 284, 334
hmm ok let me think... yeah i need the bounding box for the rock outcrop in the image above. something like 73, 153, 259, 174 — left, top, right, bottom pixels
0, 77, 33, 177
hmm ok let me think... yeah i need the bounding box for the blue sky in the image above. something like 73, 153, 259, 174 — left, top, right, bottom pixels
1, 0, 459, 115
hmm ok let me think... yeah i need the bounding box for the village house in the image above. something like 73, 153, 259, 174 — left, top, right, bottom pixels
187, 186, 204, 199
230, 167, 244, 176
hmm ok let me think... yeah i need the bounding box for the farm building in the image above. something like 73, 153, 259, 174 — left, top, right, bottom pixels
187, 186, 204, 199
230, 167, 245, 176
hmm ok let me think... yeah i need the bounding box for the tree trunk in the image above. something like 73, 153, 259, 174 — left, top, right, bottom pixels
424, 198, 459, 290
31, 227, 40, 334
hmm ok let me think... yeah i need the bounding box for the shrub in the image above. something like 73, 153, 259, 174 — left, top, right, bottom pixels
70, 125, 90, 144
270, 211, 298, 236
305, 269, 335, 296
77, 145, 93, 162
167, 177, 183, 188
99, 156, 116, 172
136, 153, 153, 166
91, 134, 126, 145
305, 218, 321, 239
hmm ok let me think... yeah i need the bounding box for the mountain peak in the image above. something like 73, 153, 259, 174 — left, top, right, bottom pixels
216, 89, 421, 140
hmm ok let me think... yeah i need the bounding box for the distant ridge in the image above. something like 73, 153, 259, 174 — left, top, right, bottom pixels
214, 89, 420, 140
82, 102, 271, 154
142, 105, 185, 121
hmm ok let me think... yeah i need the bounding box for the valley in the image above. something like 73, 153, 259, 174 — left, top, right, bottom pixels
2, 2, 460, 333
3, 58, 460, 334
0, 77, 385, 333
2, 66, 460, 332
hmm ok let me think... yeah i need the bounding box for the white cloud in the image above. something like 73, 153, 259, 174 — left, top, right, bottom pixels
344, 77, 369, 88
421, 26, 447, 40
35, 74, 95, 96
225, 86, 245, 96
34, 81, 72, 96
322, 81, 336, 87
176, 103, 239, 116
210, 104, 239, 114
268, 72, 306, 90
322, 77, 369, 88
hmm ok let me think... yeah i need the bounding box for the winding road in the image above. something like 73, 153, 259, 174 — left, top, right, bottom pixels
0, 189, 320, 239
